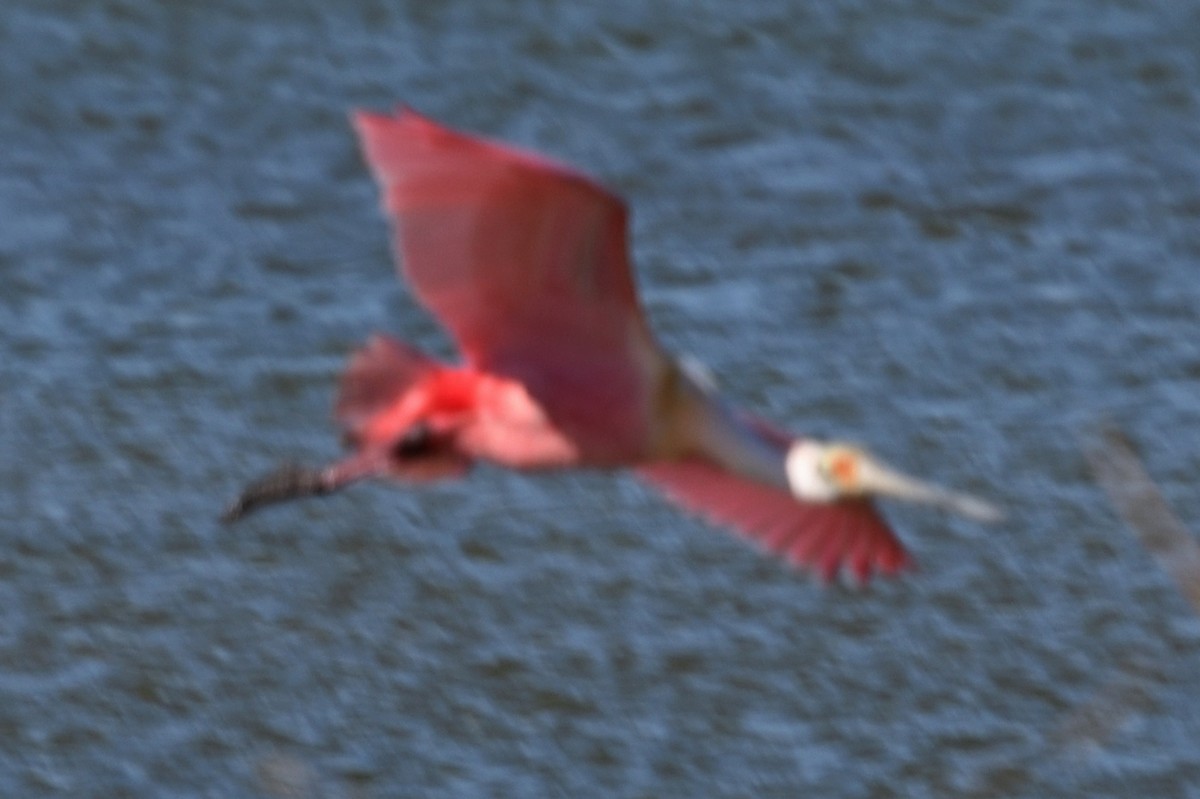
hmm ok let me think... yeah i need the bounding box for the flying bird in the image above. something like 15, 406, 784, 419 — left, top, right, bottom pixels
224, 108, 1000, 582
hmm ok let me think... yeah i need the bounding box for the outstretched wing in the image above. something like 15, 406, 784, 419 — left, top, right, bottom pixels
354, 109, 664, 458
638, 459, 910, 583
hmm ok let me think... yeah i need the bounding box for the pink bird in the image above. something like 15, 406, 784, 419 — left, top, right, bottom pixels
224, 108, 1000, 582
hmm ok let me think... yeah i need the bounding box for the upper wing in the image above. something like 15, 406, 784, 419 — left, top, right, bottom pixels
637, 458, 911, 583
354, 109, 663, 456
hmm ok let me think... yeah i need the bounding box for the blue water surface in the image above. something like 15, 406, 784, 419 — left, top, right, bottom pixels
3, 1, 1200, 796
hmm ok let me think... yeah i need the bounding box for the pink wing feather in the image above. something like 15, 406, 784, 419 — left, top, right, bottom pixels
637, 459, 910, 582
354, 109, 663, 458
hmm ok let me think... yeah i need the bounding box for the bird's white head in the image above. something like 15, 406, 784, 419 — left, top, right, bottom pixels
786, 439, 1002, 522
786, 440, 864, 502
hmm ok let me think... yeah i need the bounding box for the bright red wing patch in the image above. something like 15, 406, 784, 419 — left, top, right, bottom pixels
354, 108, 664, 460
637, 459, 911, 583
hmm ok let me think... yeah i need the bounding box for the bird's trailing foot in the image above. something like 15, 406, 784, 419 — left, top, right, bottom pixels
221, 463, 334, 523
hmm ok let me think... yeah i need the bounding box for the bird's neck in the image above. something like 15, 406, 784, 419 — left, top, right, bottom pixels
668, 370, 792, 492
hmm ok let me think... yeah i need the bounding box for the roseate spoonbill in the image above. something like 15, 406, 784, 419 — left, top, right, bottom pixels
223, 108, 1000, 582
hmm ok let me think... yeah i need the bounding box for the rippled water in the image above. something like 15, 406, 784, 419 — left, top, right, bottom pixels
4, 1, 1200, 796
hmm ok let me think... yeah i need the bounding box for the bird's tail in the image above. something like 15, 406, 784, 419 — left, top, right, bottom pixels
335, 334, 438, 444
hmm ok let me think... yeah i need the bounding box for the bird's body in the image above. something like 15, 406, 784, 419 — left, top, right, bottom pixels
225, 108, 999, 582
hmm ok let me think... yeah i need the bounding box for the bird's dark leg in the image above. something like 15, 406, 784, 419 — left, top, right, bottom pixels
221, 449, 386, 524
220, 463, 335, 523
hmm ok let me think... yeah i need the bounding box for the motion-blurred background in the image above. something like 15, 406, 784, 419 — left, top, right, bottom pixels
3, 2, 1200, 796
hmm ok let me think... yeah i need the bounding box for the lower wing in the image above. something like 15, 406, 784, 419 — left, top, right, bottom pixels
637, 458, 910, 583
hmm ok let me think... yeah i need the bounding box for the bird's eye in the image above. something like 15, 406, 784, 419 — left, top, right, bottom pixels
392, 422, 433, 458
822, 449, 860, 490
